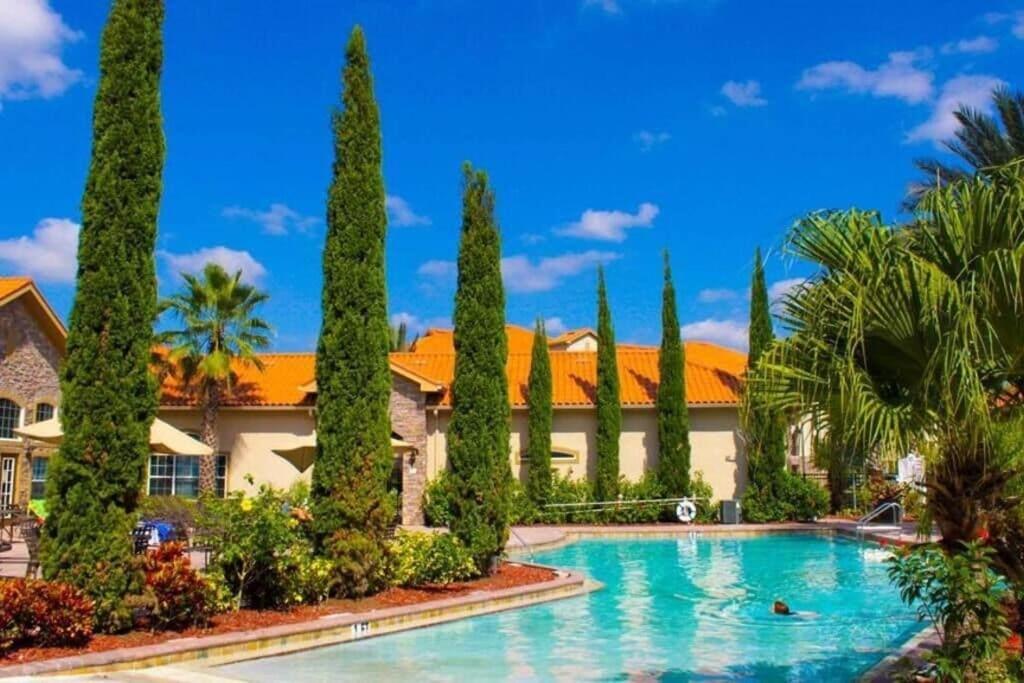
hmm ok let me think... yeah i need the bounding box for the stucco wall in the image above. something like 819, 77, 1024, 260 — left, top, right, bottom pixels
159, 408, 316, 494
426, 405, 747, 501
158, 400, 748, 506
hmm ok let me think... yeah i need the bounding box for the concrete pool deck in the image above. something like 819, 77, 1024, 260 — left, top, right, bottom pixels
506, 517, 936, 552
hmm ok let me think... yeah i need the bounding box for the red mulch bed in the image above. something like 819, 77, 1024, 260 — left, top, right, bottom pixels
1, 562, 555, 667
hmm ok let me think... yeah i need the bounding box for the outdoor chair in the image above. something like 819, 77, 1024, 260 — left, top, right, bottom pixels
0, 504, 25, 550
19, 518, 40, 579
132, 523, 155, 555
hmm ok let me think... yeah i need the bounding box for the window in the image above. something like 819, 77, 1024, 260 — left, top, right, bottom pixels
30, 457, 48, 499
35, 403, 55, 423
148, 454, 227, 498
0, 399, 20, 439
215, 454, 227, 498
552, 449, 578, 463
520, 447, 579, 464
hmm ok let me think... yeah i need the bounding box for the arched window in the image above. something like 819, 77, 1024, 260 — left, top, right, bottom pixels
35, 402, 55, 423
0, 399, 21, 440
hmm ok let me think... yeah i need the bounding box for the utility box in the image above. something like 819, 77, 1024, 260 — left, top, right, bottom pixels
720, 499, 742, 525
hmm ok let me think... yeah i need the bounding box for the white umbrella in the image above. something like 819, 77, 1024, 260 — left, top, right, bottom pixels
16, 416, 214, 456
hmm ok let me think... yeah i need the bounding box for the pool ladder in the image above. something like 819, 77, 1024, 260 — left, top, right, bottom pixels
855, 501, 904, 535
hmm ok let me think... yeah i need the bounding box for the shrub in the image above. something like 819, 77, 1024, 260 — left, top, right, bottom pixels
742, 472, 828, 523
691, 470, 718, 523
142, 542, 214, 630
423, 470, 457, 528
197, 485, 329, 609
887, 542, 1018, 681
386, 531, 478, 587
777, 473, 829, 521
0, 579, 94, 653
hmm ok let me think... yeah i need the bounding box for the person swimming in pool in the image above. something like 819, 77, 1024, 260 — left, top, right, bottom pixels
773, 600, 819, 619
773, 600, 792, 616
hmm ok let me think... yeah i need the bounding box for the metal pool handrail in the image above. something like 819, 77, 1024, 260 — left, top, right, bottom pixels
856, 501, 903, 531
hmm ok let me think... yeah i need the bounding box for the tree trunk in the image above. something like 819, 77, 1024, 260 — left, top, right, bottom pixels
198, 383, 221, 495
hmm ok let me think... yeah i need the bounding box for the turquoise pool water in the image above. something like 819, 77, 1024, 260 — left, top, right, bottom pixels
218, 534, 921, 681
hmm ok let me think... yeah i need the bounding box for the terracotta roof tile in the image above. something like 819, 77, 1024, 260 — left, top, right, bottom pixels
0, 277, 33, 301
160, 342, 745, 408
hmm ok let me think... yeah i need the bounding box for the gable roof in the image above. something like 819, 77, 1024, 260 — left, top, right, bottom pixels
0, 277, 67, 352
548, 328, 597, 347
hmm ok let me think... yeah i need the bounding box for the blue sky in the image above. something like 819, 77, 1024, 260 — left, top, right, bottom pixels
1, 1, 1022, 351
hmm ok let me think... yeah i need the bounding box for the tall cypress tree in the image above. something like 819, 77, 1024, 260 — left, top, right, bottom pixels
594, 266, 621, 501
525, 318, 553, 506
312, 26, 393, 597
447, 163, 511, 573
744, 247, 787, 491
657, 252, 691, 496
41, 0, 164, 631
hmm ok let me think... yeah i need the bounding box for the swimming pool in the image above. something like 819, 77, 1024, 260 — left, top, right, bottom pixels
218, 534, 921, 681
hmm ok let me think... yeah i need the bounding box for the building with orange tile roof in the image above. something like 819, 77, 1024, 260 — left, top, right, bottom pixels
5, 280, 788, 525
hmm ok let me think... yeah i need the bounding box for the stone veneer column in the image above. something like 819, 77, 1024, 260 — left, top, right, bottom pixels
0, 298, 61, 506
389, 375, 428, 526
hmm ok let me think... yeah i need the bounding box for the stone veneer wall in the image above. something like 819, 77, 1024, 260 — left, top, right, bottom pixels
0, 298, 61, 505
389, 375, 428, 525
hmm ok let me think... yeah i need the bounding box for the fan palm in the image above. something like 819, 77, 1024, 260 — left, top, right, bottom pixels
907, 87, 1024, 208
758, 163, 1024, 577
158, 263, 272, 495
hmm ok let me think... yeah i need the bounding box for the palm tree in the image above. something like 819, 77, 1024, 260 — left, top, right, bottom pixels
907, 87, 1024, 208
758, 163, 1024, 578
158, 263, 272, 494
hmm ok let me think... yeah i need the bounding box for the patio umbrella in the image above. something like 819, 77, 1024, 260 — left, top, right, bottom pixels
272, 432, 415, 472
15, 416, 214, 456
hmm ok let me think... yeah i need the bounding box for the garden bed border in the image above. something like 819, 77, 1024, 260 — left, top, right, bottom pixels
0, 564, 593, 678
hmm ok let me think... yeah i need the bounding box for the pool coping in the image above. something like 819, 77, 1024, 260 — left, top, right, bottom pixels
0, 564, 594, 679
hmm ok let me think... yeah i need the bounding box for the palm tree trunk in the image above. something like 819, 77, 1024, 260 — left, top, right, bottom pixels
199, 383, 221, 495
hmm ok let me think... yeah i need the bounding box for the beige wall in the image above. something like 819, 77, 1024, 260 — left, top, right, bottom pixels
426, 405, 747, 501
159, 408, 315, 494
158, 401, 748, 504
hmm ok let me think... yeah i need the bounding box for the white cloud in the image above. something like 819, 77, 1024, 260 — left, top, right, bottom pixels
544, 317, 567, 336
160, 246, 267, 284
386, 195, 431, 227
390, 311, 450, 334
501, 250, 619, 293
557, 202, 659, 242
634, 130, 671, 151
986, 11, 1024, 39
697, 288, 738, 304
0, 217, 79, 283
519, 232, 546, 245
797, 50, 934, 104
681, 318, 748, 350
222, 203, 318, 236
940, 36, 998, 55
906, 74, 1004, 144
768, 277, 807, 303
720, 80, 767, 107
418, 250, 619, 294
0, 0, 82, 107
583, 0, 621, 14
417, 259, 457, 279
